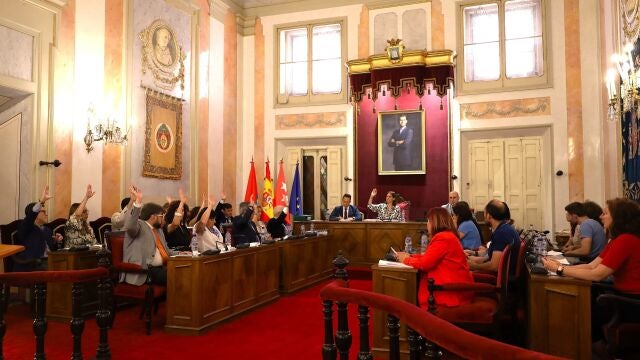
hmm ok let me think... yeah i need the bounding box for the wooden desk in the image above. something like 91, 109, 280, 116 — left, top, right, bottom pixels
46, 249, 99, 322
165, 244, 280, 335
279, 235, 334, 293
527, 266, 591, 359
295, 221, 427, 265
0, 244, 24, 273
371, 264, 418, 360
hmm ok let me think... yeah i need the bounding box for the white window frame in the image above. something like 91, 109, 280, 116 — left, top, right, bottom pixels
275, 17, 348, 107
456, 0, 552, 94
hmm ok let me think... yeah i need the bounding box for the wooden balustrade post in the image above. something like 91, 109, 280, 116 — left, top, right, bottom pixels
0, 284, 8, 360
32, 283, 47, 360
357, 305, 372, 360
96, 247, 112, 359
322, 300, 337, 360
70, 283, 85, 360
335, 301, 352, 360
407, 327, 421, 360
332, 251, 349, 281
387, 314, 400, 360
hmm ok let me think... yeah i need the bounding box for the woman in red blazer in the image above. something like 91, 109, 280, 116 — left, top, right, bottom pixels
397, 207, 474, 308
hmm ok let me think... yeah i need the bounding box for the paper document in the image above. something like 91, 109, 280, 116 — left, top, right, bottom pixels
558, 258, 570, 265
546, 250, 563, 256
378, 260, 412, 268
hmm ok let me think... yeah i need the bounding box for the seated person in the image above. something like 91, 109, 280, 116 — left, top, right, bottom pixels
111, 186, 135, 231
367, 188, 404, 221
64, 184, 98, 247
187, 205, 201, 227
441, 191, 460, 215
452, 201, 483, 250
466, 200, 520, 275
329, 193, 362, 221
163, 189, 191, 249
542, 198, 640, 339
267, 206, 288, 238
214, 194, 233, 230
397, 207, 474, 308
13, 185, 63, 271
562, 201, 606, 262
122, 187, 177, 286
232, 202, 260, 246
252, 205, 267, 235
193, 195, 224, 251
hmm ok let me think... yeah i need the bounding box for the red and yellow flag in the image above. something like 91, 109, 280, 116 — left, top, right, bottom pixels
261, 160, 274, 222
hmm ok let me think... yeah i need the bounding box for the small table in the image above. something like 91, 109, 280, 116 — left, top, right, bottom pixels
0, 244, 24, 273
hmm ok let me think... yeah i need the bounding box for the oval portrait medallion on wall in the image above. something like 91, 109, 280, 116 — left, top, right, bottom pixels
154, 123, 173, 153
139, 19, 185, 91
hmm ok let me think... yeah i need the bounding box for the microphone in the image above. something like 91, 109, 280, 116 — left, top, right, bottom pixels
215, 240, 228, 251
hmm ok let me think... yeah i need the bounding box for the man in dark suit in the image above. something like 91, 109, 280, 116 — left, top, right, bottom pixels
387, 114, 414, 171
13, 185, 63, 272
232, 202, 260, 246
122, 187, 176, 285
267, 206, 288, 238
329, 193, 362, 221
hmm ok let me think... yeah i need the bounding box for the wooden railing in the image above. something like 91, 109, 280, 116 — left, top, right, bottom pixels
0, 265, 112, 360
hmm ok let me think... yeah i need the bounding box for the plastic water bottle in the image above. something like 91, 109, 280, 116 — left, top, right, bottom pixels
190, 235, 199, 256
404, 235, 412, 253
102, 230, 110, 250
310, 222, 315, 232
224, 231, 232, 249
420, 232, 428, 253
300, 224, 306, 235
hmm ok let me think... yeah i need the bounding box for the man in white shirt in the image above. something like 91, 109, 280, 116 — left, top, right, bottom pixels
441, 191, 460, 215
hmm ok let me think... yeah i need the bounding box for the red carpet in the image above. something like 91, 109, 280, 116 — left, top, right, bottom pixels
4, 278, 372, 359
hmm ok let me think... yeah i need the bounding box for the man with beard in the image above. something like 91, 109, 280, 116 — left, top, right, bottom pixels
122, 186, 177, 285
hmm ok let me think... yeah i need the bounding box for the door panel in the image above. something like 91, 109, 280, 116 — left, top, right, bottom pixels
0, 113, 21, 223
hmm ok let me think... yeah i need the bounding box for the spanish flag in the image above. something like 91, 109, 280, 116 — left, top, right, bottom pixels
261, 159, 274, 222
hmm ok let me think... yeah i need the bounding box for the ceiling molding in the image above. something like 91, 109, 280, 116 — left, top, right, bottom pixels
215, 0, 427, 34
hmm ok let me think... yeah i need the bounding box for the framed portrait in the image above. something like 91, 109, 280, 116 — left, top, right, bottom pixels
139, 19, 185, 91
143, 90, 183, 180
377, 110, 425, 175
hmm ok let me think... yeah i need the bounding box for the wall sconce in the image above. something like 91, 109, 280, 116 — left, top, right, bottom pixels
606, 42, 639, 122
84, 105, 128, 153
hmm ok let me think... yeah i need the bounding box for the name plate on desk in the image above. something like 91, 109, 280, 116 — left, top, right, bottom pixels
378, 260, 412, 268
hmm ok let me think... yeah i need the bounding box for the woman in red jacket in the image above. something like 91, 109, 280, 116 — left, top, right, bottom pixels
397, 207, 474, 308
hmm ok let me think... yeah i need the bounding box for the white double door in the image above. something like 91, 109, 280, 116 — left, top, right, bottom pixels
285, 146, 344, 219
468, 137, 542, 230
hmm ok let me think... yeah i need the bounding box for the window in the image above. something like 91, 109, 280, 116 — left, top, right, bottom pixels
458, 0, 549, 94
276, 19, 346, 106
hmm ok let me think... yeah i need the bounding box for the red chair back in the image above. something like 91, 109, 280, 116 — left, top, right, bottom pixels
514, 240, 526, 280
495, 244, 512, 291
107, 232, 126, 268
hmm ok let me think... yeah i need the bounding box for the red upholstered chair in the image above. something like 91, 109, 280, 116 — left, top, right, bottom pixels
428, 245, 512, 338
105, 231, 165, 335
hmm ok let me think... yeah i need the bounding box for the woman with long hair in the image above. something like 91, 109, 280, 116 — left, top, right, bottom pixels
163, 189, 190, 249
367, 188, 404, 221
452, 201, 483, 250
397, 207, 474, 308
64, 184, 97, 247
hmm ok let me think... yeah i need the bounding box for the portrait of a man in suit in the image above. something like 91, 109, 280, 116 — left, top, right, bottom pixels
378, 110, 425, 175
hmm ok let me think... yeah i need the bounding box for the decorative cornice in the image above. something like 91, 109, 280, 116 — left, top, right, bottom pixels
460, 97, 551, 120
236, 13, 256, 36
347, 49, 456, 74
275, 112, 346, 129
210, 0, 232, 23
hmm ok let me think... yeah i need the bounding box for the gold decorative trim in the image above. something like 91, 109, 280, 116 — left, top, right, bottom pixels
139, 19, 185, 91
621, 0, 640, 40
347, 49, 455, 74
275, 112, 346, 130
460, 97, 551, 120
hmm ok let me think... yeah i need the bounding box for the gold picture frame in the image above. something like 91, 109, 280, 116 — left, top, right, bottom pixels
142, 90, 183, 180
139, 19, 185, 91
377, 110, 426, 175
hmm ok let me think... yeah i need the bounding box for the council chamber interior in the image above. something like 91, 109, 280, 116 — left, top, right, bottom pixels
0, 0, 638, 359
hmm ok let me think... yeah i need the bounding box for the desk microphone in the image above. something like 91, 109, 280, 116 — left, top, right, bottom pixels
215, 240, 228, 251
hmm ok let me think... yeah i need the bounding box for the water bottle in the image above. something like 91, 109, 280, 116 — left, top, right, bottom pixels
420, 232, 428, 253
190, 235, 199, 256
224, 231, 232, 249
102, 230, 110, 250
404, 235, 413, 253
310, 222, 315, 233
300, 224, 306, 235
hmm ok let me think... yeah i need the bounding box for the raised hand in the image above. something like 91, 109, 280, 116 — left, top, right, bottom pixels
166, 196, 173, 204
220, 191, 226, 201
207, 194, 215, 207
179, 188, 187, 203
131, 186, 143, 203
40, 185, 52, 203
370, 188, 377, 197
85, 184, 96, 199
